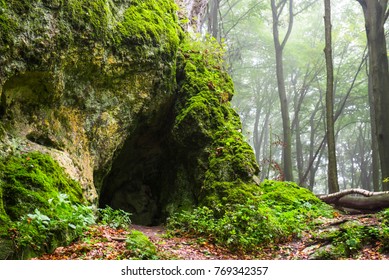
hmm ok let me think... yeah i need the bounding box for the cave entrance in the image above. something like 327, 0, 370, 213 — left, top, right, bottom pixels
98, 122, 173, 226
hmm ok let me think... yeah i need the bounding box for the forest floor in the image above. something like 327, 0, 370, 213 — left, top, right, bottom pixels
34, 213, 389, 260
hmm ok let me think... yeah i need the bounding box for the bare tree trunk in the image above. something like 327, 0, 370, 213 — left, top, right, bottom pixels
207, 0, 221, 40
178, 0, 209, 32
253, 100, 262, 163
357, 0, 389, 191
306, 93, 324, 189
271, 0, 294, 181
366, 45, 381, 191
318, 188, 389, 212
324, 0, 339, 193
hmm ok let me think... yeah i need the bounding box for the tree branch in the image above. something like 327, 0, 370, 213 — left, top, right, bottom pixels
318, 188, 389, 202
293, 0, 318, 17
356, 0, 367, 10
281, 0, 294, 49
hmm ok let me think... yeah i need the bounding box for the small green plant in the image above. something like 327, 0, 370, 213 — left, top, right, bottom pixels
167, 180, 334, 252
98, 206, 131, 229
167, 203, 283, 252
10, 193, 95, 258
125, 230, 158, 260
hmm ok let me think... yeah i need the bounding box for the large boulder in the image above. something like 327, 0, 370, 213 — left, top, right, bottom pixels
0, 0, 259, 229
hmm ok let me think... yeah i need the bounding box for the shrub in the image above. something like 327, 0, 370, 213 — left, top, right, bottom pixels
98, 206, 131, 229
10, 193, 95, 258
167, 202, 284, 252
167, 180, 334, 252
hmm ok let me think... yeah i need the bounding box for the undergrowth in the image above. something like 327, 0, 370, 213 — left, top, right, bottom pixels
98, 206, 132, 229
9, 193, 95, 259
312, 214, 389, 260
167, 180, 333, 253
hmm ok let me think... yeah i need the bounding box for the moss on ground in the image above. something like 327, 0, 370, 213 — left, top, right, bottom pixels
167, 179, 334, 252
0, 152, 83, 221
125, 230, 158, 260
0, 152, 88, 259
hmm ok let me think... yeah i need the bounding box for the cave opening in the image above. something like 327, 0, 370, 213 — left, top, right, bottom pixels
98, 117, 180, 226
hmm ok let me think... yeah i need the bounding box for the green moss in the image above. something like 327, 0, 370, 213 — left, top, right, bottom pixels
0, 152, 91, 259
126, 230, 158, 260
118, 0, 180, 55
7, 0, 38, 15
63, 0, 113, 39
1, 0, 180, 68
259, 180, 324, 207
0, 178, 10, 228
172, 35, 260, 209
0, 152, 84, 221
0, 1, 17, 50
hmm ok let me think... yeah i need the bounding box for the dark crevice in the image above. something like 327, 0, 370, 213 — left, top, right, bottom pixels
98, 99, 186, 226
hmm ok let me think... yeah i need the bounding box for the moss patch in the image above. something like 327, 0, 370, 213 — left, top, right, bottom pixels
259, 180, 324, 208
125, 230, 158, 260
0, 152, 83, 221
167, 179, 333, 252
0, 152, 88, 258
172, 36, 259, 208
118, 0, 180, 54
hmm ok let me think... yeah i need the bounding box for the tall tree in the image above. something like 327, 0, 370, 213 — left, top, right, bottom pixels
324, 0, 339, 193
270, 0, 294, 181
207, 0, 221, 40
323, 0, 339, 193
368, 66, 381, 191
357, 0, 389, 191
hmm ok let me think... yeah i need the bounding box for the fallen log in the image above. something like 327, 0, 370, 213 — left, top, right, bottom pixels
317, 189, 389, 213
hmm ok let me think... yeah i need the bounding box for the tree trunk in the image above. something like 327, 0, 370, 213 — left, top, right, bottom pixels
253, 100, 262, 163
368, 67, 381, 191
318, 188, 389, 212
357, 0, 389, 191
324, 0, 339, 193
207, 0, 221, 40
271, 0, 294, 181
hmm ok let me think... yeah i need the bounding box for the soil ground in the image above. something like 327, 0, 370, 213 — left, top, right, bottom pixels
34, 213, 389, 260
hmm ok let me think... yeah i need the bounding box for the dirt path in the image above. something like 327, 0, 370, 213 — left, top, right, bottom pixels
130, 224, 250, 260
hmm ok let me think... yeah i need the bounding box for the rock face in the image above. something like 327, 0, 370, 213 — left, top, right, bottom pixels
0, 0, 259, 228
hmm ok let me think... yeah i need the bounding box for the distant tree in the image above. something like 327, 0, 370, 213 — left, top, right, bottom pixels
357, 0, 389, 191
270, 0, 294, 181
323, 0, 339, 193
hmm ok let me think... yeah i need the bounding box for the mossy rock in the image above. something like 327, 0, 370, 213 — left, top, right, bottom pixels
0, 152, 83, 220
118, 0, 180, 53
172, 36, 260, 209
258, 180, 325, 208
125, 230, 158, 260
0, 152, 87, 259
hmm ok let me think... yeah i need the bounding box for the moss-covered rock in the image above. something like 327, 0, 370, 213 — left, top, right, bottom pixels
1, 0, 260, 238
125, 230, 158, 260
170, 36, 260, 209
97, 34, 261, 224
0, 151, 91, 259
0, 0, 181, 205
0, 152, 83, 220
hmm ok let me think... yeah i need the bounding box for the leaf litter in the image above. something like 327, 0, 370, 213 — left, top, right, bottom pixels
33, 214, 389, 260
